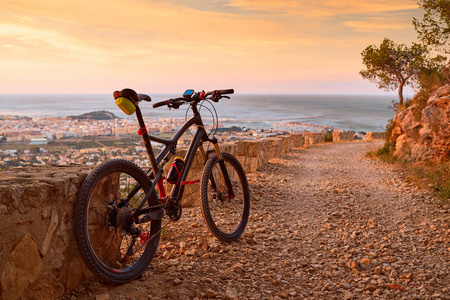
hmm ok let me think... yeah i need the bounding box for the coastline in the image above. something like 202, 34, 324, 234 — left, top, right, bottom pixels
0, 93, 395, 132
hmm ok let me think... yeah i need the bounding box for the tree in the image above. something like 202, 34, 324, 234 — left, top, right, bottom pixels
360, 38, 443, 106
413, 0, 450, 54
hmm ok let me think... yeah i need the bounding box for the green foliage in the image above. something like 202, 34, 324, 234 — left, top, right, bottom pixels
69, 110, 119, 120
404, 63, 450, 121
413, 0, 450, 54
384, 119, 395, 142
407, 160, 450, 201
324, 132, 333, 143
360, 38, 438, 105
376, 143, 391, 157
366, 119, 397, 161
369, 146, 450, 201
216, 126, 243, 133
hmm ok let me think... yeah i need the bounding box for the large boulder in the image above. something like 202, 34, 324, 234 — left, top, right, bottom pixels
390, 84, 450, 161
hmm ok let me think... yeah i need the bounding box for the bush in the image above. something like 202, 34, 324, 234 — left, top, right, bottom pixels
406, 160, 450, 201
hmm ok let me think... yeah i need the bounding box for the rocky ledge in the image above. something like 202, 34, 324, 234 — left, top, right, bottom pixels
391, 84, 450, 161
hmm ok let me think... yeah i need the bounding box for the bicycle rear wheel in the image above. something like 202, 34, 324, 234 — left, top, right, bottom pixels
201, 153, 250, 242
74, 159, 161, 284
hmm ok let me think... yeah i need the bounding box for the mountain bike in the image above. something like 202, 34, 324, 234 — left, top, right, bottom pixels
73, 88, 250, 284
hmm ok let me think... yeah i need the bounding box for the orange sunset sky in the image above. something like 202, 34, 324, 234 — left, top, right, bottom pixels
0, 0, 422, 94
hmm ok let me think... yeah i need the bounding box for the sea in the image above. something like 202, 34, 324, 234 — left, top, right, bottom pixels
0, 93, 400, 132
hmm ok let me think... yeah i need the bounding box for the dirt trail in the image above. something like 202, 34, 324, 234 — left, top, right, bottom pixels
68, 142, 450, 300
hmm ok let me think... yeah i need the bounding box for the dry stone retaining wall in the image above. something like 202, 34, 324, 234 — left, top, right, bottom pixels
0, 166, 91, 300
332, 131, 354, 142
304, 132, 326, 147
366, 132, 385, 141
0, 132, 327, 299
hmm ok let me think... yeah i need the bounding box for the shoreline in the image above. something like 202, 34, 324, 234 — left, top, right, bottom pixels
0, 93, 395, 132
0, 112, 374, 139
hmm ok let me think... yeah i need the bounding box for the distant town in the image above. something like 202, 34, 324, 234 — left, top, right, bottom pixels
0, 111, 337, 170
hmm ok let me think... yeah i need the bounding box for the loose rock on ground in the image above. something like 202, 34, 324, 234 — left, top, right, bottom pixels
68, 142, 450, 299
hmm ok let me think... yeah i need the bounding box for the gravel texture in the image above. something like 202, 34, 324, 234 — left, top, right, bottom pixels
67, 142, 450, 300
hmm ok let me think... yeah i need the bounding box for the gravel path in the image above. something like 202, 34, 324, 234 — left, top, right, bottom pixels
69, 142, 450, 300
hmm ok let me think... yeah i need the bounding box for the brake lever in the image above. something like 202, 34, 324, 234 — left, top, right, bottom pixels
168, 100, 182, 109
211, 95, 230, 102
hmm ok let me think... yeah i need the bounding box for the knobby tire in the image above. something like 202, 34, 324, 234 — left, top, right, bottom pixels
200, 153, 250, 242
73, 159, 161, 284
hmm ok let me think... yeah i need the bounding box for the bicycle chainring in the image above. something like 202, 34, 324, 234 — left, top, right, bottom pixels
167, 198, 182, 221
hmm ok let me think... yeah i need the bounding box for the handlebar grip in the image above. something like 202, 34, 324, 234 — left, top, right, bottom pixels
217, 89, 234, 95
152, 100, 168, 108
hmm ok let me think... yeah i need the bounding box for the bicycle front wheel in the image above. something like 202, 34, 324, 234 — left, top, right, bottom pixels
201, 152, 250, 242
74, 159, 161, 284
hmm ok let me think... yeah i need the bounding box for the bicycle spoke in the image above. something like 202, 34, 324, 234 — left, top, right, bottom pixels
105, 230, 119, 261
129, 188, 144, 209
89, 207, 108, 221
107, 174, 119, 199
95, 227, 114, 253
93, 191, 112, 206
89, 226, 109, 240
114, 233, 123, 264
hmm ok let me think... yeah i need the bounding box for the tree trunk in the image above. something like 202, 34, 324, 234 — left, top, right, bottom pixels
398, 81, 404, 106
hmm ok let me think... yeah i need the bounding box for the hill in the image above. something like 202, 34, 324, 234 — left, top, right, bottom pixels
68, 110, 119, 120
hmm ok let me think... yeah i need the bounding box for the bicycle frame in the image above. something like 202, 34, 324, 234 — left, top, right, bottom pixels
129, 102, 218, 219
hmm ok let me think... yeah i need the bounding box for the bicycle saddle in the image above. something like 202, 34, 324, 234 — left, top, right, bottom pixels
113, 88, 151, 103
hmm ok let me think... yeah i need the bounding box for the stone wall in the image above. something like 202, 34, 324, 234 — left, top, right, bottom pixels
0, 166, 91, 300
304, 132, 326, 147
366, 132, 385, 141
0, 132, 327, 299
177, 134, 304, 206
332, 131, 355, 142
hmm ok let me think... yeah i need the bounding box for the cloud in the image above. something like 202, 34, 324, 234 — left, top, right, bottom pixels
343, 19, 411, 32
226, 0, 418, 17
0, 0, 421, 93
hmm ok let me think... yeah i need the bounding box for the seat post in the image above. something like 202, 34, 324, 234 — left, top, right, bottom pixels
135, 106, 159, 175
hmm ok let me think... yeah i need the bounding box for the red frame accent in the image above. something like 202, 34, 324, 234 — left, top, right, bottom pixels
138, 127, 147, 135
157, 178, 166, 198
139, 231, 149, 244
167, 161, 183, 184
181, 179, 200, 185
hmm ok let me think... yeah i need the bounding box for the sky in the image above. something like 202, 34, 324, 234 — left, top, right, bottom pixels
0, 0, 423, 94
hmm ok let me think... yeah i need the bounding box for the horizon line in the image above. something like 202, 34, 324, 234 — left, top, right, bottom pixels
0, 92, 413, 97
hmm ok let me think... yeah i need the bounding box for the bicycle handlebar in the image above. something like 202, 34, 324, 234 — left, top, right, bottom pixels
152, 89, 234, 109
152, 97, 185, 109
216, 89, 234, 95
202, 89, 234, 99
152, 100, 169, 109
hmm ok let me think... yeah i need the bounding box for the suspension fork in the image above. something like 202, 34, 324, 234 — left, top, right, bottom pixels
211, 138, 235, 198
198, 142, 208, 164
